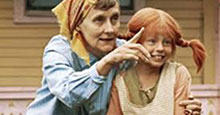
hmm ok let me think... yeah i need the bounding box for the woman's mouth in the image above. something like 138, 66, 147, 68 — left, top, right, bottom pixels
99, 38, 115, 42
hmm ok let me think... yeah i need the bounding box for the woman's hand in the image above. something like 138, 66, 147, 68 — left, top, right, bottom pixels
97, 27, 150, 76
179, 95, 202, 115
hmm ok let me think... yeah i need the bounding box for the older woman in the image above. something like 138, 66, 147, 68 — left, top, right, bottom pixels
26, 0, 202, 115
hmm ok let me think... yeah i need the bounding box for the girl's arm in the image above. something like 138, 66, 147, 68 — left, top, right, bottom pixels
107, 81, 123, 115
174, 65, 192, 115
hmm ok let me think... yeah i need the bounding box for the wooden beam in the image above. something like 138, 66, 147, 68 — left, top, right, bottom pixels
203, 0, 218, 84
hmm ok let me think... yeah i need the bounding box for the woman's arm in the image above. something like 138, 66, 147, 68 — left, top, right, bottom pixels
43, 37, 108, 108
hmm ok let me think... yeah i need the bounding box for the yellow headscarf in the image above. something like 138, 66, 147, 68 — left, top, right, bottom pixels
52, 0, 99, 65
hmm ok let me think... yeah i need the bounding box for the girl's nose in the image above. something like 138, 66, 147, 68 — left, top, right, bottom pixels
156, 43, 164, 51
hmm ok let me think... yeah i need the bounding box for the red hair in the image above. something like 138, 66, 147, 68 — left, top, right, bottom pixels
118, 8, 206, 72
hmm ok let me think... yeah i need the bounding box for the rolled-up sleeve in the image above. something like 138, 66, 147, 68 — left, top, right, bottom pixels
174, 65, 192, 115
43, 38, 107, 108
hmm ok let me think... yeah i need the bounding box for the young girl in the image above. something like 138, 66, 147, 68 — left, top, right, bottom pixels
107, 8, 206, 115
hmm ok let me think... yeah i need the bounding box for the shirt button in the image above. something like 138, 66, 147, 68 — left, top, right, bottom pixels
90, 105, 94, 109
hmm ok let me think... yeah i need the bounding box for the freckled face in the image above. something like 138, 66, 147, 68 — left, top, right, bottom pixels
142, 35, 173, 67
78, 3, 120, 57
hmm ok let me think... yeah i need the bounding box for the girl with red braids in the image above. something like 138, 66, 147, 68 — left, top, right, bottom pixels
107, 8, 206, 115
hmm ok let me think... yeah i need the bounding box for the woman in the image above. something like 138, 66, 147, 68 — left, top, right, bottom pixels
107, 8, 205, 115
26, 0, 202, 114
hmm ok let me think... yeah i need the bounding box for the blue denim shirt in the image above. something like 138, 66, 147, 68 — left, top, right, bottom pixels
26, 35, 126, 115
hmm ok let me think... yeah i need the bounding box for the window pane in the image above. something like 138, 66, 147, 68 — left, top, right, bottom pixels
120, 0, 133, 10
26, 0, 134, 10
26, 0, 62, 10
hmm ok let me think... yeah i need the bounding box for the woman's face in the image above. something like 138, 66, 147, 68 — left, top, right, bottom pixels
142, 34, 173, 67
78, 2, 120, 57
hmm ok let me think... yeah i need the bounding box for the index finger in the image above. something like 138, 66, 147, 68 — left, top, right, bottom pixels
188, 95, 194, 100
127, 27, 144, 43
179, 99, 202, 106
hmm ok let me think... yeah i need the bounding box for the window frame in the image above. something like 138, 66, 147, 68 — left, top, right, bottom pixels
13, 0, 146, 23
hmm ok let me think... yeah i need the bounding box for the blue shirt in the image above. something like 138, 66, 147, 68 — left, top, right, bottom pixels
26, 35, 126, 115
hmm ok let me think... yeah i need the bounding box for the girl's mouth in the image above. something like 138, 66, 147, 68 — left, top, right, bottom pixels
151, 55, 165, 60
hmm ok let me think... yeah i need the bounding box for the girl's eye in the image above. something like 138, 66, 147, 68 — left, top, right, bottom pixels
163, 39, 172, 46
147, 39, 156, 45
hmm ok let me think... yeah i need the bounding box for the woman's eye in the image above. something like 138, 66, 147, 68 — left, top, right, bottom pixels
94, 17, 104, 24
111, 15, 119, 24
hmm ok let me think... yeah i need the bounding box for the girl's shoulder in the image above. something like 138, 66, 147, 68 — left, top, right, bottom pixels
167, 61, 188, 72
167, 61, 191, 83
166, 61, 191, 79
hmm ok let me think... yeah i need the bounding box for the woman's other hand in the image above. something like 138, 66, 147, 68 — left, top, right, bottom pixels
179, 95, 202, 115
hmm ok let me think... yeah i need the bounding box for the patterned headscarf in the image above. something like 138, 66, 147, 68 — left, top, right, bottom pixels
52, 0, 99, 65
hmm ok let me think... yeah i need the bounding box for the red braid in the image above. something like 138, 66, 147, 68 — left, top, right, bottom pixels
117, 31, 135, 40
176, 38, 206, 72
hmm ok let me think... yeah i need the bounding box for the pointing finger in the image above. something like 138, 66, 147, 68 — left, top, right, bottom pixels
128, 27, 144, 43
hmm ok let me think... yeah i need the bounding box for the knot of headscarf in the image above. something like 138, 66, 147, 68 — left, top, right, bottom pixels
52, 0, 99, 65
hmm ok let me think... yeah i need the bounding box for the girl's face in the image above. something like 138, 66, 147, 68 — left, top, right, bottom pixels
142, 34, 173, 68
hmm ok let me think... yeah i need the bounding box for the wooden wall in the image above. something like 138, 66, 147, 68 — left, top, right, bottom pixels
0, 0, 59, 86
0, 0, 216, 86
